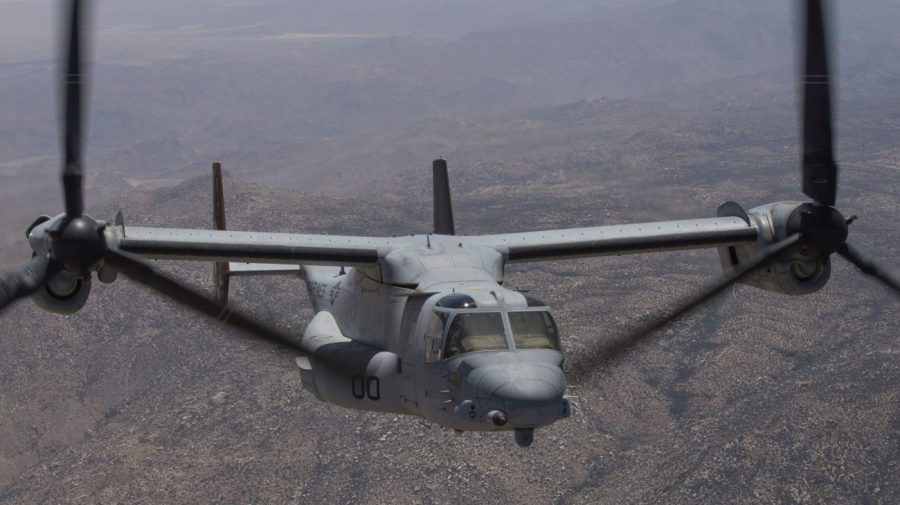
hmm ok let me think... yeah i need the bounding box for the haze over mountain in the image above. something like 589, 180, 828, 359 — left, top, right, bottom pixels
2, 0, 899, 182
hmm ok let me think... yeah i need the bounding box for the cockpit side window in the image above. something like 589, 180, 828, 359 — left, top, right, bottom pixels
509, 311, 561, 351
444, 312, 508, 359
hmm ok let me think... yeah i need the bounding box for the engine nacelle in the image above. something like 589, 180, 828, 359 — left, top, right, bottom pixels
32, 271, 92, 314
717, 201, 831, 295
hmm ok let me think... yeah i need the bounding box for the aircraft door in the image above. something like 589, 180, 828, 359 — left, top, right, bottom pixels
397, 294, 431, 409
420, 310, 452, 414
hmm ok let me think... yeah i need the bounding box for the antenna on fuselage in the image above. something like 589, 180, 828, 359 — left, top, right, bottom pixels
433, 157, 456, 235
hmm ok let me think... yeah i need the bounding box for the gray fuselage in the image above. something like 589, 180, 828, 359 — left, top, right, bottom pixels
295, 237, 570, 433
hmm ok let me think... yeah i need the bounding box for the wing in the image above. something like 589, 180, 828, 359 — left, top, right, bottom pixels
103, 216, 758, 266
466, 216, 759, 263
228, 263, 303, 277
105, 225, 401, 267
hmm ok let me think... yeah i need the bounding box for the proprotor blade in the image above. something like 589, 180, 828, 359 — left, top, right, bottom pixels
62, 0, 86, 218
104, 248, 305, 355
433, 158, 456, 235
838, 242, 900, 297
568, 234, 802, 383
801, 0, 838, 206
0, 257, 49, 315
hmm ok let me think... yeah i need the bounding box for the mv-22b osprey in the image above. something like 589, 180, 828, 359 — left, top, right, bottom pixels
1, 0, 898, 447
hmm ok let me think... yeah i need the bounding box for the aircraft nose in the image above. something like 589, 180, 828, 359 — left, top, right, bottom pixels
473, 362, 568, 427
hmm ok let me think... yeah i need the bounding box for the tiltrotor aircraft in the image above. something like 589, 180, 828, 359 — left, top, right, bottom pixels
1, 0, 898, 447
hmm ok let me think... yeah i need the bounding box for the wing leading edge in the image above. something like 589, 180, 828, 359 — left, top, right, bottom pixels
465, 217, 759, 263
107, 226, 396, 267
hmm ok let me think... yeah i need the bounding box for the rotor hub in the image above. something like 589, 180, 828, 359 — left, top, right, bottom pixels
50, 216, 106, 273
787, 203, 848, 258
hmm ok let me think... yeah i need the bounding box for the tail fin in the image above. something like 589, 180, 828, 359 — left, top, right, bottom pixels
212, 161, 230, 305
433, 157, 456, 235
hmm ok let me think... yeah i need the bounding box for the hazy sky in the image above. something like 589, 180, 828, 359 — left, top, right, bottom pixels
0, 0, 678, 63
3, 0, 900, 65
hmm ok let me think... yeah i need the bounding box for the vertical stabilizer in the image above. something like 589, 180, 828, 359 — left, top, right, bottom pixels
433, 158, 456, 235
212, 161, 230, 305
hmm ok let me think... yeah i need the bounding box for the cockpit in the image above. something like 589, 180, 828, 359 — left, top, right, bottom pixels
423, 294, 561, 362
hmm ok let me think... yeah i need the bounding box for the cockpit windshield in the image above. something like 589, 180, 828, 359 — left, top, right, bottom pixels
430, 307, 562, 361
509, 311, 561, 351
443, 312, 508, 359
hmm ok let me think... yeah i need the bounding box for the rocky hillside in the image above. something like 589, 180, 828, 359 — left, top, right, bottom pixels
0, 138, 897, 503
